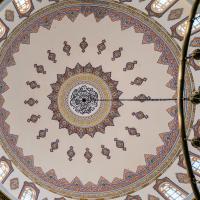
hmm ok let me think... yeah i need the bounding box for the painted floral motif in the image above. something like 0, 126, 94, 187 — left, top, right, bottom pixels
63, 41, 71, 56
50, 139, 59, 152
193, 119, 200, 138
125, 195, 142, 200
97, 39, 106, 54
34, 64, 46, 74
84, 148, 93, 163
132, 111, 148, 120
131, 77, 147, 86
37, 129, 48, 139
24, 98, 38, 106
176, 173, 190, 184
101, 145, 111, 159
5, 10, 14, 22
79, 37, 88, 53
123, 61, 137, 71
125, 127, 140, 137
133, 94, 151, 102
67, 146, 75, 161
27, 114, 41, 123
111, 47, 123, 61
190, 37, 200, 47
47, 50, 57, 63
10, 178, 19, 190
168, 8, 183, 21
114, 138, 126, 151
26, 81, 40, 89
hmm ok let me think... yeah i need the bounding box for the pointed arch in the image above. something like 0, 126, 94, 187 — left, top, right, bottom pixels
171, 14, 200, 40
146, 0, 179, 18
0, 19, 9, 43
12, 0, 34, 18
153, 177, 189, 200
178, 152, 200, 177
0, 156, 13, 183
19, 182, 40, 200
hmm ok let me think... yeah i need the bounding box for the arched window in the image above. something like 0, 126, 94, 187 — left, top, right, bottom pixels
178, 152, 200, 177
0, 161, 10, 182
176, 19, 188, 37
151, 0, 176, 13
0, 156, 13, 183
191, 155, 200, 174
0, 19, 9, 43
20, 187, 36, 200
12, 0, 34, 18
0, 21, 6, 38
14, 0, 31, 14
153, 177, 189, 200
159, 182, 187, 200
171, 14, 200, 40
19, 182, 40, 200
146, 0, 178, 18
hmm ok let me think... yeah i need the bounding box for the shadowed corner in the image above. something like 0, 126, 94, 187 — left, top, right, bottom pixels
0, 190, 10, 200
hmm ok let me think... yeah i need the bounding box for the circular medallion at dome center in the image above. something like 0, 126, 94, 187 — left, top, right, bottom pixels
48, 63, 123, 138
69, 84, 99, 116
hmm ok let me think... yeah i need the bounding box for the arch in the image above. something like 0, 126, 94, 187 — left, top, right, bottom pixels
19, 182, 40, 200
191, 155, 200, 174
0, 161, 10, 182
0, 156, 13, 183
0, 19, 9, 43
171, 14, 200, 40
20, 187, 36, 200
12, 0, 34, 18
0, 21, 6, 38
159, 182, 187, 199
178, 152, 200, 177
153, 177, 189, 200
146, 0, 179, 18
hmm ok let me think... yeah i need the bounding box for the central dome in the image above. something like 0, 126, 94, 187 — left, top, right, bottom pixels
0, 0, 195, 199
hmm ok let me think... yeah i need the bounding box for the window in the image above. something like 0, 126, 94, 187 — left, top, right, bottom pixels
151, 0, 176, 13
159, 182, 187, 200
0, 161, 9, 182
0, 19, 9, 43
191, 156, 200, 174
178, 152, 200, 177
12, 0, 34, 18
0, 21, 6, 38
13, 0, 31, 14
20, 187, 36, 200
146, 0, 178, 18
153, 177, 189, 200
19, 182, 40, 200
0, 156, 13, 183
172, 14, 200, 40
176, 20, 188, 37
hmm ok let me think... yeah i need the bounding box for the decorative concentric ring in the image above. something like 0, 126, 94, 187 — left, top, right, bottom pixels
48, 63, 123, 137
0, 0, 195, 199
